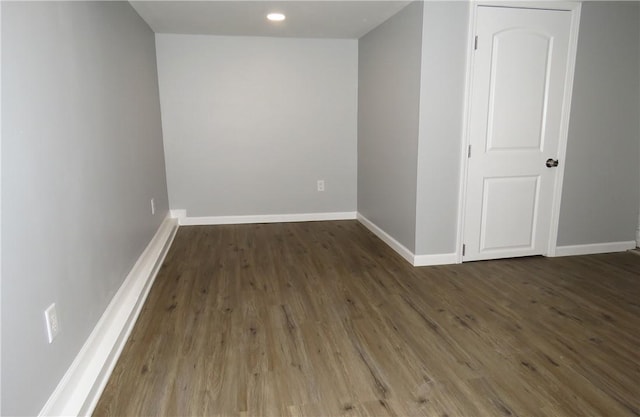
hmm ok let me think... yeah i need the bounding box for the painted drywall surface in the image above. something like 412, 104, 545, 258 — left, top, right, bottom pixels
558, 2, 640, 246
156, 34, 357, 217
1, 2, 168, 415
414, 2, 470, 256
357, 1, 423, 252
638, 3, 640, 247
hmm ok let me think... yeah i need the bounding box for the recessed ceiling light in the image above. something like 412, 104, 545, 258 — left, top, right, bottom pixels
267, 13, 286, 22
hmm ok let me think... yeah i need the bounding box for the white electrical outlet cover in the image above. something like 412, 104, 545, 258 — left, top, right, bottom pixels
44, 303, 59, 343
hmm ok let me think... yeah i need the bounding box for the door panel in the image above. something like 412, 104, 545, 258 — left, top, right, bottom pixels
463, 6, 572, 261
480, 176, 539, 251
487, 30, 550, 151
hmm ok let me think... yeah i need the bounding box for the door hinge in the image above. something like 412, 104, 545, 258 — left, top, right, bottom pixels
462, 244, 466, 256
467, 145, 471, 158
474, 36, 478, 51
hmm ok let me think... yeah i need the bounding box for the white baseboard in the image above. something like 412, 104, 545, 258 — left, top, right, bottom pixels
39, 215, 178, 417
636, 227, 640, 248
172, 210, 357, 226
554, 240, 637, 257
413, 252, 459, 267
357, 213, 456, 266
356, 213, 415, 265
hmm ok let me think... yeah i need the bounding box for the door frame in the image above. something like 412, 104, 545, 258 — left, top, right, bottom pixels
455, 1, 582, 263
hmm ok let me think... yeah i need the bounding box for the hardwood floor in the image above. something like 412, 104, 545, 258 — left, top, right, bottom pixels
93, 221, 640, 417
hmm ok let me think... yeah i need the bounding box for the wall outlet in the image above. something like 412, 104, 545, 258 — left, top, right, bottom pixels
317, 180, 325, 192
150, 198, 155, 215
44, 303, 60, 343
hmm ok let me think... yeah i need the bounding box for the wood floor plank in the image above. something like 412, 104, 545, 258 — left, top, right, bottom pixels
93, 221, 640, 416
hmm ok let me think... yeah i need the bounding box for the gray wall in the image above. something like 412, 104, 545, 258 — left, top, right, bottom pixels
155, 34, 358, 217
558, 2, 640, 246
414, 2, 469, 255
357, 1, 424, 252
1, 2, 169, 415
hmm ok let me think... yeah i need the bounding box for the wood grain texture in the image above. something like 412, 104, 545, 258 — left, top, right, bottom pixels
94, 221, 640, 417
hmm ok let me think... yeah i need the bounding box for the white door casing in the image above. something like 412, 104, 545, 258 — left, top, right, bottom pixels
462, 5, 577, 262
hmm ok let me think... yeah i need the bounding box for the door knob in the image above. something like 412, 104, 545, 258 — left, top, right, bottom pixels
546, 158, 559, 168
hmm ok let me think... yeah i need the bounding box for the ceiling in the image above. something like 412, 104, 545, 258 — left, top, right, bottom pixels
129, 1, 412, 39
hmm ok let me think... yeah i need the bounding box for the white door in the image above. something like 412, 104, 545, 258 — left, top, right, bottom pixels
463, 6, 573, 262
